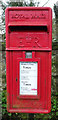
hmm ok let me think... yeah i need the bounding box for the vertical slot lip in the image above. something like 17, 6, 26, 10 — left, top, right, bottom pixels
8, 22, 48, 27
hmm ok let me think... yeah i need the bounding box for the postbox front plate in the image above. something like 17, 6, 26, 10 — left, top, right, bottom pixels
5, 7, 52, 113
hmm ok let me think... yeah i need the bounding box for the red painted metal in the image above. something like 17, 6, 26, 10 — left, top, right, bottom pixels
5, 7, 52, 113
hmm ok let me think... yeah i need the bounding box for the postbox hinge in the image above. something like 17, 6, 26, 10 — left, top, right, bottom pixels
16, 78, 17, 81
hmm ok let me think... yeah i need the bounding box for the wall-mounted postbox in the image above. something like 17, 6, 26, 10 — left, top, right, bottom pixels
5, 7, 52, 113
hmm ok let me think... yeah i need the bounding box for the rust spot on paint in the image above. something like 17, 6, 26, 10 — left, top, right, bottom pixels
17, 96, 19, 99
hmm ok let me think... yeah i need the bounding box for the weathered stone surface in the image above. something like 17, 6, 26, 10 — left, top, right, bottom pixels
54, 1, 58, 92
54, 1, 58, 41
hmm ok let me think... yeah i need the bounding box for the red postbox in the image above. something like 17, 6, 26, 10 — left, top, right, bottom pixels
5, 7, 52, 113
